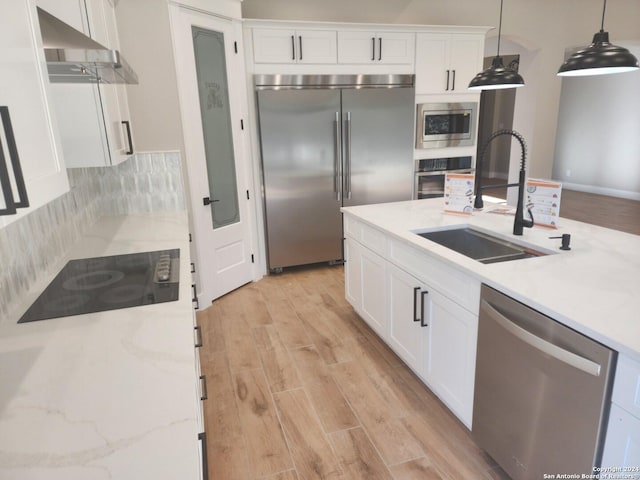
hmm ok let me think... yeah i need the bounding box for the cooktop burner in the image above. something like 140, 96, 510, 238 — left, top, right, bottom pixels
19, 249, 180, 323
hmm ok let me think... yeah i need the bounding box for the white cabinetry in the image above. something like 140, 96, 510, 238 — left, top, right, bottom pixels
344, 214, 479, 427
422, 286, 477, 423
252, 28, 337, 64
337, 31, 414, 65
602, 354, 640, 468
345, 237, 387, 338
387, 263, 426, 374
0, 0, 68, 226
43, 0, 134, 167
415, 33, 484, 94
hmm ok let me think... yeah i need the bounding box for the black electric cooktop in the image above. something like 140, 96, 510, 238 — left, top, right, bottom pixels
19, 249, 180, 323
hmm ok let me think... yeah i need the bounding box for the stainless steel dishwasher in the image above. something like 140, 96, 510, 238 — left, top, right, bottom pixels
473, 285, 616, 480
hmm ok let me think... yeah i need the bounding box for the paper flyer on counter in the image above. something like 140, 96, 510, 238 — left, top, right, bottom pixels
526, 178, 562, 228
444, 173, 475, 215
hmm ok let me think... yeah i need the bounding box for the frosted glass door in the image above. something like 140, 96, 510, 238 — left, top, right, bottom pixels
192, 26, 239, 229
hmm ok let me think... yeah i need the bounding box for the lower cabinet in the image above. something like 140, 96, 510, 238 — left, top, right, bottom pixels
345, 237, 388, 338
345, 234, 478, 427
602, 354, 640, 468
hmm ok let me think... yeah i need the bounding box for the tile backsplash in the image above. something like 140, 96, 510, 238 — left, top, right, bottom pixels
0, 151, 186, 319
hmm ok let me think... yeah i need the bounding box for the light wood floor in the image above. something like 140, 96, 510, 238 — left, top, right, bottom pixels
196, 266, 509, 480
196, 190, 639, 479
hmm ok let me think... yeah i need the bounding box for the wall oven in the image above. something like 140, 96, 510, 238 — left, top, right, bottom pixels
414, 156, 473, 199
416, 102, 477, 149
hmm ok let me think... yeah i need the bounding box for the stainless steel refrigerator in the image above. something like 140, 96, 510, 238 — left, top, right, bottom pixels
255, 74, 415, 272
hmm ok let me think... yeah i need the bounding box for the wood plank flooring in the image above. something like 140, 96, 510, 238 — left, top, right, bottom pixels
197, 266, 509, 480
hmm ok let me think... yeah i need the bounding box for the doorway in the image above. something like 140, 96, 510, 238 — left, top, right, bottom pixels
475, 54, 520, 200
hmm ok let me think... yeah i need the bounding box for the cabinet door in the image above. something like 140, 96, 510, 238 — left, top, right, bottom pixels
449, 34, 484, 92
0, 0, 68, 226
377, 32, 414, 65
387, 263, 427, 375
297, 30, 337, 64
423, 288, 478, 427
415, 33, 450, 94
602, 403, 640, 468
345, 238, 387, 338
344, 237, 362, 309
337, 31, 377, 64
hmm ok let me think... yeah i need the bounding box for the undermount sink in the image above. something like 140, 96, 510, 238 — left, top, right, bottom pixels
414, 227, 550, 264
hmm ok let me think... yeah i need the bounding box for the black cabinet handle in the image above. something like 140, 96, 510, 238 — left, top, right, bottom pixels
371, 37, 376, 61
200, 375, 208, 401
192, 283, 199, 310
445, 70, 450, 91
0, 106, 29, 216
413, 287, 420, 322
452, 69, 456, 90
378, 37, 382, 61
291, 35, 295, 60
121, 120, 134, 155
299, 35, 303, 61
420, 290, 429, 327
198, 432, 209, 480
194, 325, 203, 348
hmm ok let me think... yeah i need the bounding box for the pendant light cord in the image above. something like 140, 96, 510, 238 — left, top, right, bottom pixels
600, 0, 607, 32
497, 0, 504, 56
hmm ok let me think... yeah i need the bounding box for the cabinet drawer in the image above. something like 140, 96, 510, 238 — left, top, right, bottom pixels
344, 216, 388, 257
389, 238, 480, 314
612, 354, 640, 419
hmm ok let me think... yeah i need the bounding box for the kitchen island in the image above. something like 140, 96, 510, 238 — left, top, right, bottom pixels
343, 197, 640, 361
0, 212, 201, 479
342, 196, 640, 469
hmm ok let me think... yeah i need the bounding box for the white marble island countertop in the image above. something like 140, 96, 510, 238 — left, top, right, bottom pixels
342, 198, 640, 362
0, 212, 200, 479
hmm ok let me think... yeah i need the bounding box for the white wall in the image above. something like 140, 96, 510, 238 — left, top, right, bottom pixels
242, 0, 640, 184
552, 44, 640, 200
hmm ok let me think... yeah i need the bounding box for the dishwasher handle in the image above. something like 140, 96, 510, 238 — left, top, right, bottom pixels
481, 299, 602, 377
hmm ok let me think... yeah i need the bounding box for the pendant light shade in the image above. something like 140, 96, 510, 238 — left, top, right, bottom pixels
468, 0, 524, 90
558, 0, 639, 77
468, 56, 525, 90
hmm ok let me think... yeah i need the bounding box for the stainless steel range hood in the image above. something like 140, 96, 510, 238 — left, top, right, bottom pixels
37, 7, 138, 85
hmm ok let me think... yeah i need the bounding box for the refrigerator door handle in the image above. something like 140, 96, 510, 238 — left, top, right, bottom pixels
345, 112, 352, 200
334, 111, 342, 201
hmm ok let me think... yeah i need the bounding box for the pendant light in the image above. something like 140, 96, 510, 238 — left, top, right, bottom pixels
468, 0, 524, 90
558, 0, 639, 76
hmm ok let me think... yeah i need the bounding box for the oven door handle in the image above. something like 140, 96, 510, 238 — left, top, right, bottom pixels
481, 299, 602, 377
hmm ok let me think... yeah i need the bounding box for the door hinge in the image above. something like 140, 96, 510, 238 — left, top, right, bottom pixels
234, 41, 238, 54
251, 254, 255, 263
246, 190, 250, 200
240, 119, 244, 130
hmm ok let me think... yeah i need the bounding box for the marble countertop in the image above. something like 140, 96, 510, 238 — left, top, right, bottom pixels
0, 212, 200, 479
342, 197, 640, 362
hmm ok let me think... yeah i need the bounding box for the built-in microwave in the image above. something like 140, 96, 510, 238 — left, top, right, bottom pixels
416, 102, 477, 149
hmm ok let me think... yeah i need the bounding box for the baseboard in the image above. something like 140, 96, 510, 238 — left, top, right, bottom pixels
562, 182, 640, 201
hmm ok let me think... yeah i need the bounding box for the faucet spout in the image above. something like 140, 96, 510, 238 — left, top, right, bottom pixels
474, 129, 534, 236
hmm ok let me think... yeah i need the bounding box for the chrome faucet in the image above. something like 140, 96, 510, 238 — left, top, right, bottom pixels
474, 129, 534, 236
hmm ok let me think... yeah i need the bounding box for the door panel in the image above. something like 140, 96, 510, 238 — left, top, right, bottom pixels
257, 89, 343, 270
170, 5, 254, 304
341, 88, 414, 207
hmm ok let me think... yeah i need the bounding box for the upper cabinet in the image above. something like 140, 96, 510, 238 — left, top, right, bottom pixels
337, 31, 414, 65
41, 0, 135, 168
415, 33, 485, 94
252, 28, 337, 64
0, 0, 68, 225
